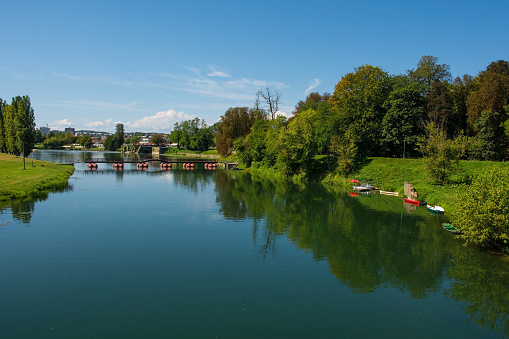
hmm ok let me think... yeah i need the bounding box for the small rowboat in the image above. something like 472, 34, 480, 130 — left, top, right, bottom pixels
427, 205, 445, 214
380, 191, 398, 196
353, 183, 376, 191
442, 223, 461, 234
404, 198, 426, 206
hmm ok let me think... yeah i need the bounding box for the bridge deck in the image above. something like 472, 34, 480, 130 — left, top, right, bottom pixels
83, 158, 220, 164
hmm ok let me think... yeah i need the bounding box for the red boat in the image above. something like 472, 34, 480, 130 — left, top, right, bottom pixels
404, 198, 426, 206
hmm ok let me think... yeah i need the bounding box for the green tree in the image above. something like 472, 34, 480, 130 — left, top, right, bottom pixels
407, 55, 452, 93
273, 108, 318, 178
381, 86, 426, 157
3, 102, 17, 154
450, 74, 474, 134
34, 129, 45, 144
150, 134, 166, 145
103, 135, 115, 151
216, 107, 258, 157
329, 65, 391, 156
103, 123, 125, 151
474, 110, 507, 160
0, 98, 5, 153
78, 134, 92, 148
452, 168, 509, 253
130, 134, 140, 145
418, 123, 463, 185
426, 81, 454, 135
292, 92, 331, 116
467, 61, 509, 132
329, 130, 357, 174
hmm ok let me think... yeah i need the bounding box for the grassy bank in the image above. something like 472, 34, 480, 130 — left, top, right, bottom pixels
0, 153, 75, 201
323, 157, 509, 212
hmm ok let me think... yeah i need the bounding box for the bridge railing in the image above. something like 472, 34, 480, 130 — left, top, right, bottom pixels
83, 158, 220, 164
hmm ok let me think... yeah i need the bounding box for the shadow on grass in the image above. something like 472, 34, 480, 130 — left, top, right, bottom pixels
353, 157, 373, 172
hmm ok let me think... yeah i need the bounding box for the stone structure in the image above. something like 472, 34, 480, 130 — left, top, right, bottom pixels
404, 181, 419, 201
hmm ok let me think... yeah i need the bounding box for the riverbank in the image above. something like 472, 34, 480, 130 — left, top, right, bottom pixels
246, 157, 509, 213
0, 153, 75, 201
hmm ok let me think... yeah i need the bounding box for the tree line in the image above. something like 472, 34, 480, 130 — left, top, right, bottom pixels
214, 56, 509, 180
0, 96, 36, 158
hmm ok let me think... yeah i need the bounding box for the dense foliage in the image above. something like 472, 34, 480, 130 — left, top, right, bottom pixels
170, 118, 214, 152
0, 96, 36, 157
103, 123, 125, 151
226, 57, 509, 183
452, 168, 509, 253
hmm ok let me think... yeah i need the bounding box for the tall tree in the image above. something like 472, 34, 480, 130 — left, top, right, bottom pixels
329, 64, 391, 156
3, 102, 17, 154
450, 74, 474, 134
474, 110, 507, 161
407, 55, 452, 94
426, 81, 454, 135
216, 107, 258, 156
467, 61, 509, 132
381, 86, 426, 157
418, 123, 463, 185
292, 92, 331, 116
0, 98, 5, 153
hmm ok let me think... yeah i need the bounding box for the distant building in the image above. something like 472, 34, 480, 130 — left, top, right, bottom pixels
39, 126, 50, 136
65, 127, 76, 136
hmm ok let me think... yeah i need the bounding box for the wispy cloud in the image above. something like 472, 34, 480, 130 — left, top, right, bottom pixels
304, 79, 321, 95
207, 65, 230, 77
49, 100, 138, 110
85, 119, 114, 129
0, 66, 25, 79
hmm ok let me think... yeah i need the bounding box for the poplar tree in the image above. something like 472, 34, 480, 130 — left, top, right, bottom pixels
14, 96, 36, 168
0, 98, 5, 153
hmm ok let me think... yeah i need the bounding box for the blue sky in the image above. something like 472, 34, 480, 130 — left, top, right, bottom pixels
1, 0, 508, 133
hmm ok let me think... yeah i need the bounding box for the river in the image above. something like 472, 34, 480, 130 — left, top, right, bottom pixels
0, 150, 508, 338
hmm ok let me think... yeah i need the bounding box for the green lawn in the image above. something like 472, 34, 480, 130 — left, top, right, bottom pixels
0, 153, 75, 201
323, 157, 509, 211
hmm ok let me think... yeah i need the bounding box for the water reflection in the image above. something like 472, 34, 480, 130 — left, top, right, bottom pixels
214, 171, 509, 335
445, 246, 509, 336
12, 151, 509, 336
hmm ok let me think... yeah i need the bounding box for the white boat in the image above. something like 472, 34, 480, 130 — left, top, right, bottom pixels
352, 183, 375, 191
427, 205, 445, 214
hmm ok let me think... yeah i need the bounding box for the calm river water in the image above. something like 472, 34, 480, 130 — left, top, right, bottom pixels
1, 150, 508, 338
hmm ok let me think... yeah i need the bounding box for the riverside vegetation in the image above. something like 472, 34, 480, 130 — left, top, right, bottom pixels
216, 57, 509, 254
2, 56, 508, 253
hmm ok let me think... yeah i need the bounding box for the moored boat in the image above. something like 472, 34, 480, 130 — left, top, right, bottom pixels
353, 183, 376, 191
442, 223, 461, 234
380, 191, 399, 196
404, 198, 426, 206
427, 205, 445, 214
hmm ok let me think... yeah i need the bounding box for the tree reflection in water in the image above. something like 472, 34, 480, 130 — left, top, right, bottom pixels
214, 171, 509, 335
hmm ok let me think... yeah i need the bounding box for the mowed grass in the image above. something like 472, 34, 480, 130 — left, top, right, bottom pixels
0, 153, 75, 201
323, 157, 509, 211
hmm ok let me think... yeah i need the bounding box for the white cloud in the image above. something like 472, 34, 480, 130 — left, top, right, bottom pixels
126, 110, 194, 132
208, 70, 230, 77
304, 79, 321, 95
49, 119, 75, 130
84, 119, 115, 131
207, 66, 230, 78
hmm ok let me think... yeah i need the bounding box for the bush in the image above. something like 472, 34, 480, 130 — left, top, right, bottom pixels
452, 168, 509, 253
